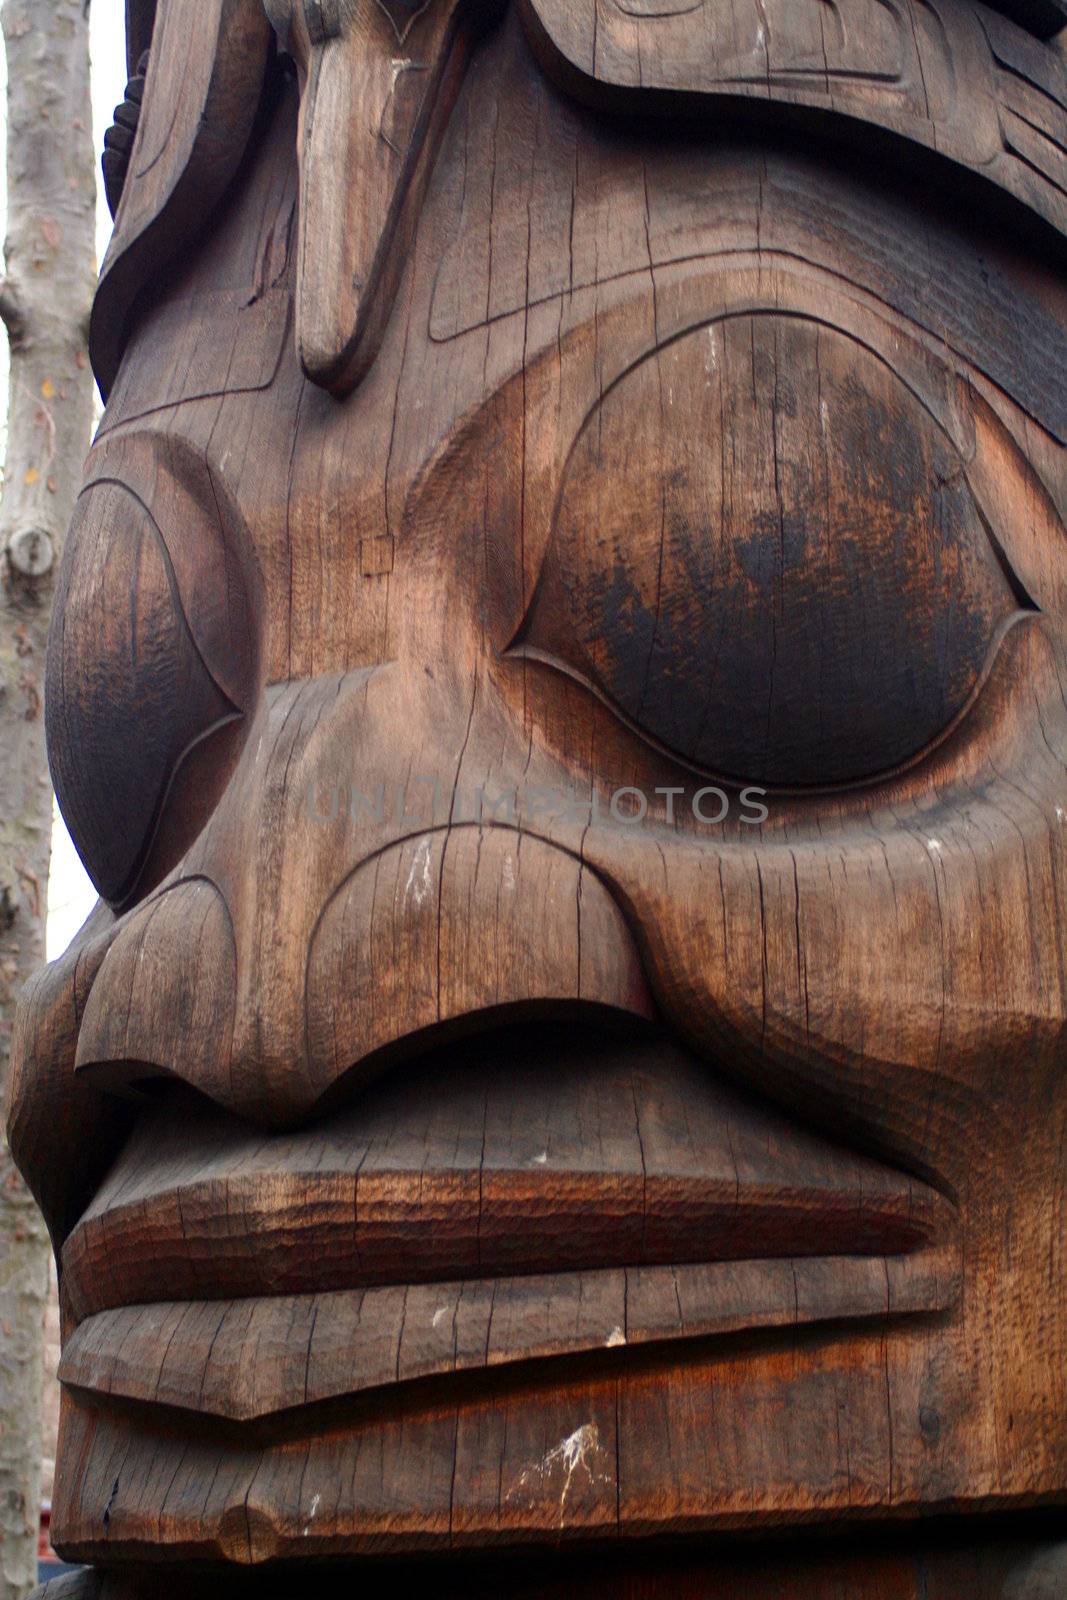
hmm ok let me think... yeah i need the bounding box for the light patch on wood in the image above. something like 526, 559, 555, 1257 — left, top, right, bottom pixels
302, 1491, 322, 1536
404, 836, 434, 907
511, 1421, 612, 1525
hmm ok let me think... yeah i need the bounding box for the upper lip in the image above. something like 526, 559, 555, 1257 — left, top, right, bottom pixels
62, 1027, 957, 1325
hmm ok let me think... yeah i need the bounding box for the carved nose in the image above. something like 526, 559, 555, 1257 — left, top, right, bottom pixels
73, 674, 653, 1127
287, 0, 482, 395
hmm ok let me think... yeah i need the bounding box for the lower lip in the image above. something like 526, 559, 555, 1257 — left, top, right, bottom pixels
61, 1244, 959, 1424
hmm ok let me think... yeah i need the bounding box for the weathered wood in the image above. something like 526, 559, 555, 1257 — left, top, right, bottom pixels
102, 51, 150, 222
274, 0, 504, 394
59, 1242, 959, 1424
520, 0, 1067, 251
7, 0, 1067, 1590
60, 1033, 956, 1322
90, 0, 273, 397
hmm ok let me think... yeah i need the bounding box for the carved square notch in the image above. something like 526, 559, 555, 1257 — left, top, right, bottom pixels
360, 534, 395, 575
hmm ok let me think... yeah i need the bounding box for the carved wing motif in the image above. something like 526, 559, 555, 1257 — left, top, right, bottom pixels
520, 0, 1067, 246
92, 0, 273, 397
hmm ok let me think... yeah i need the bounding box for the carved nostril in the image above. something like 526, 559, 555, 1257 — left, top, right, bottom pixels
74, 879, 236, 1108
73, 826, 654, 1130
305, 827, 655, 1109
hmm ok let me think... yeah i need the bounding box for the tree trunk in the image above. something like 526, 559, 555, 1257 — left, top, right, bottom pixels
0, 2, 96, 1595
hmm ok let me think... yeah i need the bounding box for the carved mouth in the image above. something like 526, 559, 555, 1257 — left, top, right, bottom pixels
60, 1024, 959, 1422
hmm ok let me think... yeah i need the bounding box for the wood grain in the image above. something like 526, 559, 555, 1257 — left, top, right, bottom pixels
521, 0, 1067, 250
9, 0, 1067, 1589
277, 0, 503, 394
91, 0, 273, 397
60, 1033, 956, 1322
59, 1243, 959, 1424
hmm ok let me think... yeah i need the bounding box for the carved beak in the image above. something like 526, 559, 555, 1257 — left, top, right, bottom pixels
283, 0, 490, 396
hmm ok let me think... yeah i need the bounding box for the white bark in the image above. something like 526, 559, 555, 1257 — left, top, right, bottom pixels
0, 3, 95, 1596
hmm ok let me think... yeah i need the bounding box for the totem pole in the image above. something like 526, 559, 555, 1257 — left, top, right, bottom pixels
8, 0, 1067, 1592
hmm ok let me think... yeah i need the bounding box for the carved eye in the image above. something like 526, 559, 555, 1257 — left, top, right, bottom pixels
523, 315, 1033, 789
46, 473, 257, 907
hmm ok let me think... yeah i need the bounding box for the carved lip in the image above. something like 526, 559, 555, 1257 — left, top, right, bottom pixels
62, 1027, 959, 1389
61, 1248, 960, 1424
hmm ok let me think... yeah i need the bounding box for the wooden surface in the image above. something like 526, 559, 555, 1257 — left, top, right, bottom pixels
61, 1032, 956, 1316
8, 0, 1067, 1589
124, 2, 156, 75
278, 0, 504, 395
101, 51, 148, 221
91, 0, 272, 397
56, 1029, 958, 1422
521, 0, 1067, 250
23, 1524, 1067, 1596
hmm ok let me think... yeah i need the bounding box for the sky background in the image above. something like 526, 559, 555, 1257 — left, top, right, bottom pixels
1, 4, 130, 957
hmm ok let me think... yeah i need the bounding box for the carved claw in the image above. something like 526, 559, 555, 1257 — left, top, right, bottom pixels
102, 51, 150, 221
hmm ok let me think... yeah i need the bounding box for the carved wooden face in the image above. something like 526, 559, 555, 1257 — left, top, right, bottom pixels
8, 0, 1067, 1574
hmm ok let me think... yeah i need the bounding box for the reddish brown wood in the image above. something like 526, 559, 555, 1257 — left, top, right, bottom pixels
520, 0, 1067, 245
11, 0, 1067, 1592
59, 1033, 956, 1320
